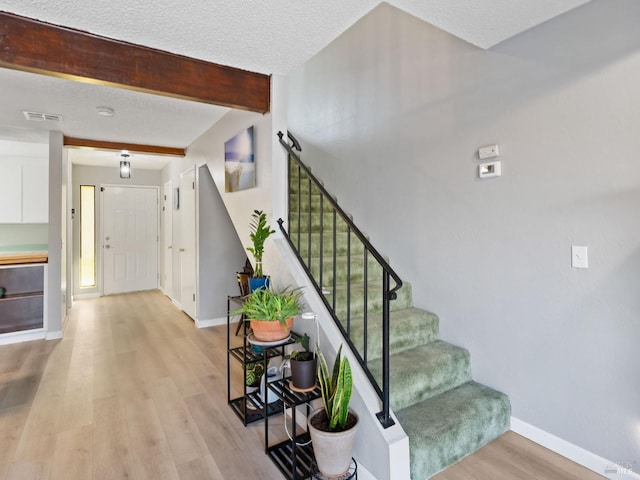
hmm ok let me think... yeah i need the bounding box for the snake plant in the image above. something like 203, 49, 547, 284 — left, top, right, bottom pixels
317, 344, 353, 430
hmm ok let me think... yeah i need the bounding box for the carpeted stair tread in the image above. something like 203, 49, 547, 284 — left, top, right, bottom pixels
369, 341, 471, 411
293, 231, 367, 258
289, 210, 352, 233
396, 381, 511, 479
347, 308, 439, 360
308, 254, 384, 285
328, 280, 413, 318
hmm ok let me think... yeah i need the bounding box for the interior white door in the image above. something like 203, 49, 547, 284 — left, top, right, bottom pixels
162, 180, 173, 298
102, 186, 159, 295
180, 169, 197, 319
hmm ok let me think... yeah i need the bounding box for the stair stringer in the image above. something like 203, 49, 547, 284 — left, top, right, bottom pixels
274, 236, 411, 480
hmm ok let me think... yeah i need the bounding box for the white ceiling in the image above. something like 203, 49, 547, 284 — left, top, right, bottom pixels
0, 0, 592, 169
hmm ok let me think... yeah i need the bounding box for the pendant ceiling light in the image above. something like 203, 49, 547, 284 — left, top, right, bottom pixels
119, 151, 131, 178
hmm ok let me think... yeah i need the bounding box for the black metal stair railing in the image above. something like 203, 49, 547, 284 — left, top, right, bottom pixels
277, 131, 402, 428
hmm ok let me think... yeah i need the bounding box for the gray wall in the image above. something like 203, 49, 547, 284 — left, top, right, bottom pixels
287, 0, 640, 466
71, 165, 161, 296
197, 165, 247, 320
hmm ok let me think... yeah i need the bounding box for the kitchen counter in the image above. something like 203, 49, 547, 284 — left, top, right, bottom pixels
0, 244, 48, 265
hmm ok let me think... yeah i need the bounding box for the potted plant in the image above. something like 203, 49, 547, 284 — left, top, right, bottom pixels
245, 361, 264, 393
231, 286, 303, 342
308, 345, 358, 477
286, 333, 317, 391
246, 209, 275, 292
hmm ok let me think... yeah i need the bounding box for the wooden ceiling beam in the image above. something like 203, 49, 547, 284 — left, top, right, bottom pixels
0, 11, 270, 113
64, 137, 185, 157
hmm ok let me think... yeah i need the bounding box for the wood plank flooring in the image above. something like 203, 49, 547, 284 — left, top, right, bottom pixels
0, 291, 606, 480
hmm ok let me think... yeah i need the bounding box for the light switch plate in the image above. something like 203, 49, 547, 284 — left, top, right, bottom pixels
571, 246, 588, 268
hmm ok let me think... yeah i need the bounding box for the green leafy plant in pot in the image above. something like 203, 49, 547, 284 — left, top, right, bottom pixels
231, 286, 303, 342
245, 362, 264, 391
286, 333, 317, 391
246, 209, 275, 292
308, 345, 358, 477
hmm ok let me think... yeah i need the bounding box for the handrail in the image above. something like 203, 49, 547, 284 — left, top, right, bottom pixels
277, 130, 401, 428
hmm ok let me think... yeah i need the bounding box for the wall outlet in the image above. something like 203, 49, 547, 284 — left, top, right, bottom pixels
479, 161, 501, 179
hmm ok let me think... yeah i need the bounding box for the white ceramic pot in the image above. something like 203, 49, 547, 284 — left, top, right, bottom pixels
308, 408, 358, 477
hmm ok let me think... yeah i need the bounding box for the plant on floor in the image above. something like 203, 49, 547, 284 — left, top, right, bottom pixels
308, 344, 358, 477
317, 344, 353, 430
246, 209, 275, 279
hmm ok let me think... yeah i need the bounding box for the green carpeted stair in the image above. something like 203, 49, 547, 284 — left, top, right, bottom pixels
288, 163, 510, 479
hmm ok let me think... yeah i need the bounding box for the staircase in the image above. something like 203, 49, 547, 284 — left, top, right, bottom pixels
280, 133, 511, 479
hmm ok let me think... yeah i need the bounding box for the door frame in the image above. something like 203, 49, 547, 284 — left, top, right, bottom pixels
162, 179, 173, 299
99, 184, 160, 296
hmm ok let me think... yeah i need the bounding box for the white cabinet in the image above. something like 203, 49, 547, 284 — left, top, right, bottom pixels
0, 163, 23, 223
21, 158, 49, 223
0, 157, 48, 224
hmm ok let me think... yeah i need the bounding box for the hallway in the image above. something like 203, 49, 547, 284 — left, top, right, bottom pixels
0, 291, 605, 479
0, 291, 282, 479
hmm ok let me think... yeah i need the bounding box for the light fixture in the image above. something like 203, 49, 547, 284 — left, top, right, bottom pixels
96, 106, 114, 117
119, 151, 131, 178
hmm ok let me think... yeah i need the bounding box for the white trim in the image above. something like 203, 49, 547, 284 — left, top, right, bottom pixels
46, 330, 63, 340
195, 316, 226, 329
172, 299, 182, 310
511, 417, 639, 480
73, 292, 101, 300
0, 328, 47, 345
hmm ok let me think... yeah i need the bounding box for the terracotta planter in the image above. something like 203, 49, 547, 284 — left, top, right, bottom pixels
250, 317, 294, 342
308, 408, 358, 477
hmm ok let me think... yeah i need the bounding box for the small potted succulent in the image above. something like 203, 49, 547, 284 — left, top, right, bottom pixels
308, 345, 358, 477
231, 286, 303, 342
246, 209, 275, 292
286, 333, 316, 391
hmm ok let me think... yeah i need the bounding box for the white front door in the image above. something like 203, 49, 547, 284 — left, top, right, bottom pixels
162, 180, 173, 298
180, 169, 197, 319
102, 186, 159, 295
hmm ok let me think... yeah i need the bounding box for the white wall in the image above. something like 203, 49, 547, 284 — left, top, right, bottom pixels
287, 0, 640, 470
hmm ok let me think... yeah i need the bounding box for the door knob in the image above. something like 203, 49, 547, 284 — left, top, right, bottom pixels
105, 245, 111, 249
168, 245, 172, 249
179, 248, 185, 252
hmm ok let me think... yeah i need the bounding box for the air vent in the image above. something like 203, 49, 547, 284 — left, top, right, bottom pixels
23, 111, 63, 123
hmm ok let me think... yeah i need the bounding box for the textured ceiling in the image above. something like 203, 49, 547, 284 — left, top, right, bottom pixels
0, 0, 592, 168
0, 0, 592, 75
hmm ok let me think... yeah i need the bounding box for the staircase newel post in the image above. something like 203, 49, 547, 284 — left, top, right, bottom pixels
376, 271, 395, 428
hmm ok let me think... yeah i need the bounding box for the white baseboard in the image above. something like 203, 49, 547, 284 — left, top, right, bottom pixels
73, 292, 101, 300
46, 330, 63, 340
172, 299, 183, 310
0, 329, 47, 345
511, 417, 639, 480
195, 317, 226, 329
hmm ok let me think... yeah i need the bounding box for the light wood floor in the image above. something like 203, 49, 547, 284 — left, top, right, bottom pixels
0, 291, 605, 480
